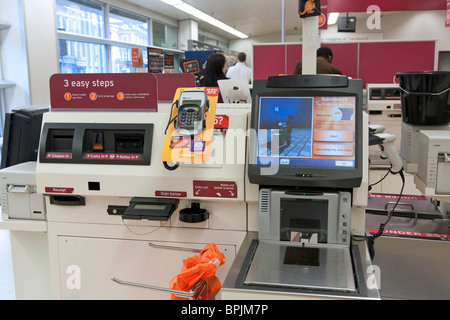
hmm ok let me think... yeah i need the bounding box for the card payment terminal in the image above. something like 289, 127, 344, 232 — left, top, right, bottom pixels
174, 89, 209, 136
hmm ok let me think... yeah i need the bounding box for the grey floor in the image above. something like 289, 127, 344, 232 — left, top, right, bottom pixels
279, 129, 312, 158
0, 230, 16, 300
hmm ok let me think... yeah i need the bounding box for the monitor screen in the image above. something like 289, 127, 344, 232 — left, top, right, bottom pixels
256, 96, 356, 169
248, 75, 363, 189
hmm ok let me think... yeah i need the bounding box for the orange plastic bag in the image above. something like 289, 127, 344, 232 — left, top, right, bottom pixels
170, 243, 225, 300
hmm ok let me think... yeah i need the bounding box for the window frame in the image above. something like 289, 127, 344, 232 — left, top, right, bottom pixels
55, 0, 182, 74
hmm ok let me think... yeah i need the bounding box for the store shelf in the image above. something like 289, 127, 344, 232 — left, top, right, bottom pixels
0, 217, 47, 232
0, 208, 47, 232
0, 80, 15, 89
0, 21, 11, 30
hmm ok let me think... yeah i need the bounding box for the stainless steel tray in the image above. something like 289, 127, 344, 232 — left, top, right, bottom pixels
244, 241, 356, 293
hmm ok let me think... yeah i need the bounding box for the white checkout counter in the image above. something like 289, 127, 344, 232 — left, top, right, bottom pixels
0, 103, 254, 299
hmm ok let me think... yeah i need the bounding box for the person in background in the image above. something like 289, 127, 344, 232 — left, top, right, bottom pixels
294, 47, 342, 75
226, 52, 252, 84
200, 53, 228, 102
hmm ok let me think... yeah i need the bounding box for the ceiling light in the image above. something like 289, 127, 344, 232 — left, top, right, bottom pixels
328, 12, 339, 25
161, 0, 248, 39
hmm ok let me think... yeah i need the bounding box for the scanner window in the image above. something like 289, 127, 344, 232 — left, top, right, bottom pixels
280, 198, 328, 243
283, 246, 320, 266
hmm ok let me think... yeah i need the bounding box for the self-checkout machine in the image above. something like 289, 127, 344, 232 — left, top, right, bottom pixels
36, 73, 249, 299
222, 74, 379, 299
222, 8, 378, 299
364, 71, 450, 299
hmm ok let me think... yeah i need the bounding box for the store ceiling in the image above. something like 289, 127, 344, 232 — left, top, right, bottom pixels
126, 0, 308, 40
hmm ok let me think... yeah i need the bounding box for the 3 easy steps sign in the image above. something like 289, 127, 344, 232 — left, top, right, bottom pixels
49, 73, 158, 110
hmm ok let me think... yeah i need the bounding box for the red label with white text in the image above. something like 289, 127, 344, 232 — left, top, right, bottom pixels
369, 228, 450, 241
46, 152, 73, 159
205, 87, 219, 97
45, 187, 74, 194
214, 115, 229, 129
193, 180, 237, 198
368, 194, 428, 201
84, 153, 141, 161
155, 191, 187, 198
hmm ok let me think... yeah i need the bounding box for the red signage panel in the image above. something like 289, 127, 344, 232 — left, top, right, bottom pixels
155, 191, 188, 198
45, 187, 74, 194
50, 73, 158, 110
446, 0, 450, 27
193, 180, 238, 198
327, 0, 446, 12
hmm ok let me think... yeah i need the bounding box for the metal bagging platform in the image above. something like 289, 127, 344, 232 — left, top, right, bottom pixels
243, 241, 356, 293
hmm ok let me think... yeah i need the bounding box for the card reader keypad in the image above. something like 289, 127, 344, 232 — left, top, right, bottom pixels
179, 107, 201, 129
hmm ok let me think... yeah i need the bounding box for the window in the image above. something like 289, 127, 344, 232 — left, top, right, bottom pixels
56, 0, 105, 37
153, 21, 178, 50
109, 8, 149, 46
56, 0, 180, 74
59, 40, 107, 73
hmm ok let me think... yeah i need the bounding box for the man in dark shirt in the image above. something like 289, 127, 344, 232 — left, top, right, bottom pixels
294, 47, 342, 75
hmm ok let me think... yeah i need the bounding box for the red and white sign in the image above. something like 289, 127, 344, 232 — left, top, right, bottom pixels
45, 187, 74, 194
50, 73, 158, 111
193, 180, 237, 198
46, 152, 72, 159
446, 0, 450, 27
132, 48, 142, 67
155, 191, 187, 198
205, 87, 219, 97
214, 115, 229, 129
319, 0, 328, 30
369, 228, 450, 241
368, 194, 428, 201
84, 153, 141, 161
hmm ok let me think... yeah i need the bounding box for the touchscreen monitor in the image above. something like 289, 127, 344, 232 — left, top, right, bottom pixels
256, 96, 356, 169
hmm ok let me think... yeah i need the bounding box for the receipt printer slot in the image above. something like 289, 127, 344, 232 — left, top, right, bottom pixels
49, 195, 85, 206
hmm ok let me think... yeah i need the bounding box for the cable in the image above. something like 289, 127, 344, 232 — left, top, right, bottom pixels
368, 168, 390, 191
163, 100, 180, 170
367, 170, 405, 260
122, 217, 169, 236
164, 100, 178, 135
163, 161, 179, 171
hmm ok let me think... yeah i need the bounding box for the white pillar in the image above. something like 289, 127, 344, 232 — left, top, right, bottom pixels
301, 16, 319, 75
178, 19, 198, 52
22, 0, 59, 105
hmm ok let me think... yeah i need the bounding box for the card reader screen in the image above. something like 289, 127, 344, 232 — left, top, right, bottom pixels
182, 100, 202, 106
133, 204, 166, 210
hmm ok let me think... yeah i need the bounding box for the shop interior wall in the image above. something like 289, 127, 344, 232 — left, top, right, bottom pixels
230, 10, 450, 73
252, 40, 436, 86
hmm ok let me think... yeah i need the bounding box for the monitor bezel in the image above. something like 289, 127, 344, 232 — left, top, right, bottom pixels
248, 77, 363, 189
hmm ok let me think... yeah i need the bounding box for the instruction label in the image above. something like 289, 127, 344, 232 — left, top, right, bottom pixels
50, 73, 158, 110
193, 180, 237, 198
